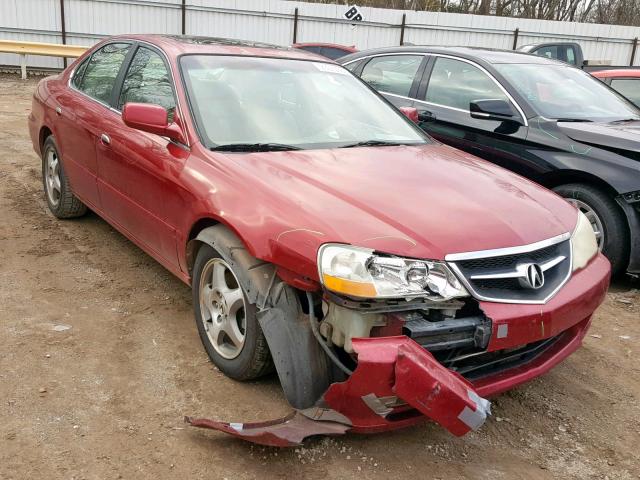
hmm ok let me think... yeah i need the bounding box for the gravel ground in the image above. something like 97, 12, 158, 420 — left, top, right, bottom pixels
1, 74, 639, 480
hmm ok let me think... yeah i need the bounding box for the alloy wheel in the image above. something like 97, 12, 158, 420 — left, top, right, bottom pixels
45, 148, 61, 207
198, 257, 247, 359
565, 198, 604, 251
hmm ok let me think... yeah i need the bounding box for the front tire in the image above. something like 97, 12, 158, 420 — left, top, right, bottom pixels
553, 183, 629, 275
192, 236, 272, 380
41, 136, 87, 218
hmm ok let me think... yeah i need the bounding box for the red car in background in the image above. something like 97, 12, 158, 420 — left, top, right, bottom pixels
292, 42, 357, 60
28, 34, 609, 446
592, 69, 640, 107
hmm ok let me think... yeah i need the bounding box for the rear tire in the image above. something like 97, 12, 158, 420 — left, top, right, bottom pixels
41, 136, 87, 219
553, 183, 629, 275
192, 232, 273, 380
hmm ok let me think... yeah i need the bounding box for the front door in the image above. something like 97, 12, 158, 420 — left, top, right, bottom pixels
96, 44, 185, 268
415, 56, 529, 171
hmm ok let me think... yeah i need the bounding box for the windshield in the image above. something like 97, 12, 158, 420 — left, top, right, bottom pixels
495, 63, 640, 122
180, 55, 428, 150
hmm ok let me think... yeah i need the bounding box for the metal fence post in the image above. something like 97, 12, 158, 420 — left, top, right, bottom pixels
400, 13, 406, 46
292, 7, 298, 44
60, 0, 67, 68
512, 28, 519, 50
181, 0, 186, 35
630, 37, 638, 66
20, 54, 27, 80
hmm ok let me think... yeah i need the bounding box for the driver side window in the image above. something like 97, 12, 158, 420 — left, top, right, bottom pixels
118, 46, 176, 121
425, 57, 509, 111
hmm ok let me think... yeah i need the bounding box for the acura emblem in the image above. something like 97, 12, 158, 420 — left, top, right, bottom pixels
521, 263, 545, 290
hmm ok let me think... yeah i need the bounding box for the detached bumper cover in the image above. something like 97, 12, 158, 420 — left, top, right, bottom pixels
187, 337, 491, 446
187, 254, 609, 446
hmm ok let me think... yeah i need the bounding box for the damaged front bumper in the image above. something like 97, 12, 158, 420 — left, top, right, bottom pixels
187, 336, 491, 446
187, 254, 609, 446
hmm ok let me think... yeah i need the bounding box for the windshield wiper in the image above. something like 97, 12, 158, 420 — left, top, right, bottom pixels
339, 140, 413, 148
555, 118, 593, 123
210, 143, 302, 152
609, 118, 640, 124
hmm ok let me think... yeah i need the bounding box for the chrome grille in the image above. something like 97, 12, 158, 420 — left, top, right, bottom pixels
446, 234, 572, 304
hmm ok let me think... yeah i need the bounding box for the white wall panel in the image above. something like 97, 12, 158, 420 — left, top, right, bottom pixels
2, 0, 640, 69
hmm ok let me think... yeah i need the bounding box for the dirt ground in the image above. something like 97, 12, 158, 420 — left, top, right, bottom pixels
0, 74, 639, 480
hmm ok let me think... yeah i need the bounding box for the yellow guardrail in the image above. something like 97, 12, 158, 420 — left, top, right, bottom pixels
0, 40, 89, 79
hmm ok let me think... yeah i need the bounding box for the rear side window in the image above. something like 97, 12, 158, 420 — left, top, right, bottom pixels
425, 57, 509, 111
360, 55, 422, 97
534, 45, 558, 60
118, 46, 176, 118
320, 47, 350, 60
297, 45, 323, 55
533, 45, 577, 65
71, 57, 89, 88
610, 78, 640, 106
77, 43, 131, 104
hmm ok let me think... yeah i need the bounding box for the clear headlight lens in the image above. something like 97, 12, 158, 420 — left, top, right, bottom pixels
571, 211, 598, 271
318, 243, 468, 300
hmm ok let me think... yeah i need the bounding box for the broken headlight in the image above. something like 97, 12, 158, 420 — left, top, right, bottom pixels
571, 211, 599, 271
318, 243, 469, 300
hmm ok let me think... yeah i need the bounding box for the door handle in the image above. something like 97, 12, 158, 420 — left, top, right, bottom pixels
100, 133, 111, 145
55, 106, 62, 116
417, 110, 436, 122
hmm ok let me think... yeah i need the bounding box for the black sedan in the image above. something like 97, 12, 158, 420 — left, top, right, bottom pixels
339, 47, 640, 276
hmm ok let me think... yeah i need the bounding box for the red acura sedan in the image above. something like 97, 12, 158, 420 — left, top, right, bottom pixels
29, 35, 610, 446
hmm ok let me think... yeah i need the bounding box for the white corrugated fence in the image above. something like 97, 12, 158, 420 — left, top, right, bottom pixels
2, 0, 640, 69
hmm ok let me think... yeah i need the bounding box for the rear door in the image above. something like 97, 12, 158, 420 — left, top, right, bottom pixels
95, 43, 184, 268
414, 55, 529, 170
357, 54, 427, 110
55, 42, 132, 207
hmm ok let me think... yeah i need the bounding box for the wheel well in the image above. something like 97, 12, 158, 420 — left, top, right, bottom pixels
539, 170, 619, 198
185, 218, 220, 274
39, 126, 52, 153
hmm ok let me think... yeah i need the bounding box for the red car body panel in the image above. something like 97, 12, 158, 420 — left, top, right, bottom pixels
28, 35, 610, 444
592, 69, 640, 79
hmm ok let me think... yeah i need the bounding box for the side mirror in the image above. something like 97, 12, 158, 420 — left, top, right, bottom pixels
122, 102, 185, 144
399, 106, 419, 123
470, 99, 521, 124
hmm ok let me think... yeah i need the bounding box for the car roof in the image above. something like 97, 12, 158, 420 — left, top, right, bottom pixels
107, 34, 332, 63
339, 45, 569, 66
591, 69, 640, 78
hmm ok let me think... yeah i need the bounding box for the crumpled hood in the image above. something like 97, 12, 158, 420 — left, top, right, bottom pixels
558, 120, 640, 155
206, 144, 577, 278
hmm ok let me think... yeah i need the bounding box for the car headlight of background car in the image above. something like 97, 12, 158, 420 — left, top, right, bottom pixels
318, 243, 468, 300
571, 211, 599, 271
